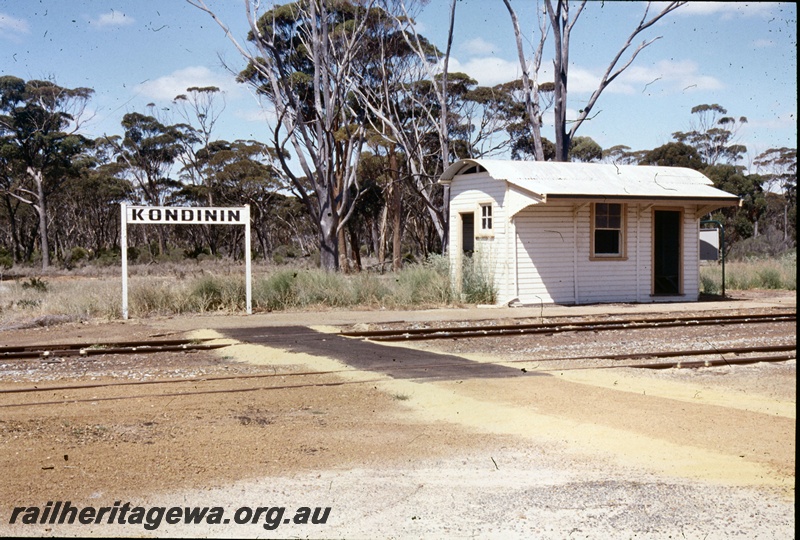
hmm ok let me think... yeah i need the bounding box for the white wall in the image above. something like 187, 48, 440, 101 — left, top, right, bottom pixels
448, 174, 704, 305
447, 172, 509, 300
513, 202, 701, 305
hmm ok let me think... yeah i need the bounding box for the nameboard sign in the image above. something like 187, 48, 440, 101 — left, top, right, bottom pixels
125, 206, 247, 225
120, 204, 251, 319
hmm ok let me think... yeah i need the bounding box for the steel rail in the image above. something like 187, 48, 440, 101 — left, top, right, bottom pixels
629, 353, 796, 370
342, 312, 796, 342
1, 343, 793, 400
0, 377, 387, 409
0, 343, 228, 360
0, 338, 215, 354
517, 343, 797, 363
2, 352, 794, 409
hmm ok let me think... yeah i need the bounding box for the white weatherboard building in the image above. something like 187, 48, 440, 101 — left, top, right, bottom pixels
439, 159, 741, 306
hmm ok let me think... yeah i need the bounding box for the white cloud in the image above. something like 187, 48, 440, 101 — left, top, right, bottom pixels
662, 1, 779, 19
753, 39, 776, 49
235, 105, 277, 125
0, 12, 30, 41
447, 56, 522, 87
596, 59, 724, 95
91, 10, 135, 28
461, 37, 497, 56
135, 66, 238, 102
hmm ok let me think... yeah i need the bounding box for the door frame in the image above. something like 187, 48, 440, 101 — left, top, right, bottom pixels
652, 207, 684, 296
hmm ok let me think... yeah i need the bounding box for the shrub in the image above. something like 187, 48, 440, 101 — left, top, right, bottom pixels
21, 277, 48, 292
461, 253, 496, 305
190, 276, 225, 311
389, 254, 451, 307
700, 272, 720, 295
70, 246, 89, 262
254, 269, 299, 311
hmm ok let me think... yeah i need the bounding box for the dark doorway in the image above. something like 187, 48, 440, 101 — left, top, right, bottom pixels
653, 210, 681, 295
461, 213, 474, 254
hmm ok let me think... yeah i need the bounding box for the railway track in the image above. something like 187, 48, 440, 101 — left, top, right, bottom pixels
1, 312, 795, 408
0, 341, 794, 407
341, 312, 797, 342
0, 338, 228, 360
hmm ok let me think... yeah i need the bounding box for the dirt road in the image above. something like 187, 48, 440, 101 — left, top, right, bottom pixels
0, 291, 795, 538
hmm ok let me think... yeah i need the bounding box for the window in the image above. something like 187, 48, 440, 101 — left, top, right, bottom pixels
480, 204, 493, 231
592, 203, 625, 258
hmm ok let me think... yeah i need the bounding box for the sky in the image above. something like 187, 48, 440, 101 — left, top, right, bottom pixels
1, 1, 797, 170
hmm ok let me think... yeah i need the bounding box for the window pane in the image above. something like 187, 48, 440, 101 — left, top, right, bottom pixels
595, 230, 620, 254
481, 205, 492, 230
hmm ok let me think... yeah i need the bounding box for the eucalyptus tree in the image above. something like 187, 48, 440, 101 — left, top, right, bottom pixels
106, 111, 196, 255
55, 139, 131, 259
702, 164, 767, 250
568, 136, 602, 163
672, 104, 748, 166
640, 141, 704, 170
0, 75, 94, 268
504, 1, 685, 162
172, 86, 227, 205
347, 0, 466, 256
601, 144, 643, 165
189, 0, 377, 271
174, 138, 287, 258
754, 147, 797, 243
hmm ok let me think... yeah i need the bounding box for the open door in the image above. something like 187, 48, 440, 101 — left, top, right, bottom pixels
460, 212, 474, 255
653, 210, 682, 295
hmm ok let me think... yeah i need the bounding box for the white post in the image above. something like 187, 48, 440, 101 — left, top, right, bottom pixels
121, 203, 129, 320
244, 204, 252, 315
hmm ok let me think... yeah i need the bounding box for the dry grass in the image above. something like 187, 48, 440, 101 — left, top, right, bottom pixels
2, 252, 793, 328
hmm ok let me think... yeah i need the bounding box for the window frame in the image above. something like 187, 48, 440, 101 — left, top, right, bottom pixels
590, 202, 627, 260
476, 202, 494, 237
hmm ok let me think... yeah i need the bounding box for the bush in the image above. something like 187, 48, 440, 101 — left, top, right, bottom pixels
190, 276, 225, 311
70, 246, 89, 262
461, 253, 496, 305
700, 272, 720, 295
0, 252, 12, 271
254, 269, 299, 311
21, 277, 48, 292
391, 255, 451, 306
703, 249, 796, 292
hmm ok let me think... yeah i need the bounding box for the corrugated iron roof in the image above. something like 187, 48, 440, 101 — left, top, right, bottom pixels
440, 159, 741, 204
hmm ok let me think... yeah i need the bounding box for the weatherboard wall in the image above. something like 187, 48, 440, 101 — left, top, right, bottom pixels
447, 171, 705, 306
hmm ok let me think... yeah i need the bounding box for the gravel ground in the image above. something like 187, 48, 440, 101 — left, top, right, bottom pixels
1, 291, 795, 539
3, 447, 793, 539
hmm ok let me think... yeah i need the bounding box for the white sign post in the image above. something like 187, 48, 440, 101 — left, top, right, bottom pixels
121, 203, 252, 319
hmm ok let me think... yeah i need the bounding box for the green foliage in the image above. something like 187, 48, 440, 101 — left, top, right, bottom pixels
568, 136, 603, 163
0, 248, 12, 270
254, 269, 299, 311
391, 254, 452, 306
21, 277, 48, 292
640, 142, 704, 169
70, 246, 89, 262
699, 272, 720, 295
190, 276, 225, 311
272, 244, 302, 264
461, 254, 496, 305
701, 250, 796, 292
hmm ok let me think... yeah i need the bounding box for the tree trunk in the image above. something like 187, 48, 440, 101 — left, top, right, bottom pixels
378, 205, 388, 270
390, 152, 402, 270
318, 209, 339, 271
29, 167, 50, 269
338, 227, 349, 273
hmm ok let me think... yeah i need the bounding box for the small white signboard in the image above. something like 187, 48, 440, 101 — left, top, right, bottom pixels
699, 228, 720, 261
121, 204, 252, 319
